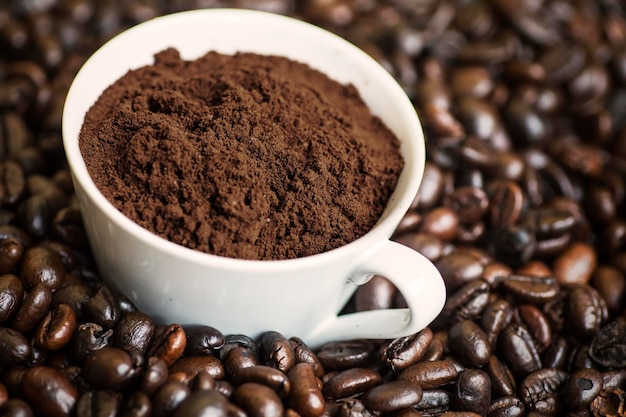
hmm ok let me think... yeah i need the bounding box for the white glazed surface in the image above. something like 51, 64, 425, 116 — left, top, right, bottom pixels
62, 8, 446, 347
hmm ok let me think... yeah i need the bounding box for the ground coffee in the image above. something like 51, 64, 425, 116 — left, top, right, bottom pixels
79, 48, 404, 260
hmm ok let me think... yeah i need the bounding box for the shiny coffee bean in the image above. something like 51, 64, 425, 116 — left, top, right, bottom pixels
183, 325, 225, 356
0, 398, 34, 417
151, 380, 190, 417
448, 320, 490, 367
553, 243, 597, 286
70, 322, 113, 364
140, 356, 168, 396
21, 366, 78, 417
258, 331, 295, 373
484, 355, 516, 397
234, 382, 284, 417
0, 274, 23, 323
0, 328, 30, 368
19, 245, 65, 290
83, 347, 139, 390
517, 304, 551, 353
85, 285, 119, 329
12, 284, 51, 333
75, 390, 120, 417
590, 320, 626, 368
113, 311, 154, 355
148, 324, 186, 366
286, 363, 324, 417
0, 238, 24, 275
497, 324, 541, 376
324, 368, 382, 401
436, 252, 484, 290
172, 390, 242, 417
362, 380, 423, 413
451, 369, 491, 416
501, 274, 560, 304
354, 275, 396, 311
487, 396, 525, 417
317, 340, 375, 371
168, 355, 225, 380
565, 284, 608, 338
561, 368, 603, 410
52, 284, 92, 320
232, 365, 290, 398
399, 360, 457, 389
381, 328, 433, 371
440, 279, 490, 326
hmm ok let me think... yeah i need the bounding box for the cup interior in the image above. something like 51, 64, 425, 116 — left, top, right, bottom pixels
62, 8, 426, 265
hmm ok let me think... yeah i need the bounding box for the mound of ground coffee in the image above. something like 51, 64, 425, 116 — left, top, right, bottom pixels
79, 48, 404, 260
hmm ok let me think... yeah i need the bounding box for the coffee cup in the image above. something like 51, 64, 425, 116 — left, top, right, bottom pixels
62, 8, 446, 347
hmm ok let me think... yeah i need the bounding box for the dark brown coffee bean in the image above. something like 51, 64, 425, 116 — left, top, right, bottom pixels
286, 363, 324, 417
224, 346, 260, 377
487, 225, 535, 268
0, 238, 24, 275
501, 274, 560, 304
258, 331, 295, 374
83, 347, 139, 389
561, 368, 603, 410
440, 279, 490, 327
602, 369, 626, 389
20, 245, 65, 290
399, 360, 457, 389
334, 398, 374, 417
0, 161, 25, 207
21, 366, 78, 417
519, 368, 569, 415
173, 390, 242, 417
413, 162, 445, 210
51, 206, 87, 248
451, 369, 491, 416
70, 322, 113, 364
168, 355, 225, 380
323, 368, 382, 401
592, 265, 626, 314
119, 391, 151, 417
448, 320, 490, 368
488, 181, 524, 228
413, 388, 450, 415
394, 232, 444, 262
497, 324, 541, 376
362, 380, 423, 412
33, 303, 76, 351
234, 382, 284, 417
85, 285, 119, 329
290, 337, 324, 378
317, 340, 374, 371
450, 67, 493, 98
565, 284, 608, 338
148, 324, 186, 366
75, 390, 119, 417
436, 252, 484, 290
152, 380, 190, 417
553, 242, 597, 286
456, 98, 501, 142
0, 273, 23, 323
0, 327, 30, 368
420, 207, 459, 241
113, 311, 154, 355
12, 284, 51, 333
485, 355, 516, 398
381, 327, 433, 371
354, 275, 396, 311
0, 398, 34, 417
443, 186, 489, 225
590, 320, 626, 368
590, 387, 626, 417
480, 299, 513, 342
140, 356, 168, 396
487, 396, 525, 417
183, 325, 224, 356
232, 365, 290, 398
517, 304, 551, 353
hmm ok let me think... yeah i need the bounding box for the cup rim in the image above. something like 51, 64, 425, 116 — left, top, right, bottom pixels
62, 8, 426, 272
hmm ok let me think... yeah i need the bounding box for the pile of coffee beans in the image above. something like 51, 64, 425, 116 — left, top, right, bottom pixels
0, 0, 625, 416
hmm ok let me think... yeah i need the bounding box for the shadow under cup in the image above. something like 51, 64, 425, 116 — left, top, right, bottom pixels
62, 9, 446, 347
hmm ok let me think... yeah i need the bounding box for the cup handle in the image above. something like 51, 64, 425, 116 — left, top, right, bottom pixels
306, 240, 446, 347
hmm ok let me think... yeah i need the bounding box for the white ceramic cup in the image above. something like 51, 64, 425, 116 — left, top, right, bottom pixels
62, 8, 446, 348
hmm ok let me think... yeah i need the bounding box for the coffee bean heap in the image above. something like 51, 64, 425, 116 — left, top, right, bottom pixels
0, 0, 625, 416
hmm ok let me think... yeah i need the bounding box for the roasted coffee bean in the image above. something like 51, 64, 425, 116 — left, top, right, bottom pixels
362, 380, 423, 413
70, 322, 113, 364
0, 398, 34, 417
487, 396, 525, 417
83, 347, 139, 389
152, 380, 190, 417
0, 274, 23, 323
140, 356, 168, 396
0, 327, 30, 368
354, 275, 396, 311
85, 285, 119, 329
12, 284, 51, 333
590, 320, 626, 368
317, 340, 375, 371
553, 243, 597, 286
436, 252, 484, 290
119, 391, 151, 417
232, 365, 290, 398
399, 360, 457, 389
590, 387, 626, 417
561, 368, 603, 410
591, 265, 626, 314
413, 162, 445, 209
234, 382, 284, 417
0, 238, 24, 275
501, 274, 560, 304
75, 390, 120, 417
334, 398, 375, 417
51, 206, 87, 248
451, 369, 491, 416
183, 325, 225, 356
290, 337, 324, 378
21, 366, 78, 417
414, 389, 450, 415
286, 363, 324, 417
19, 245, 65, 290
517, 304, 551, 353
323, 368, 382, 401
443, 186, 489, 224
381, 328, 433, 371
440, 279, 490, 325
487, 225, 535, 268
485, 355, 516, 397
448, 320, 490, 368
565, 284, 608, 338
497, 324, 541, 376
52, 284, 92, 320
224, 346, 260, 377
168, 355, 225, 380
519, 368, 569, 415
394, 231, 444, 261
480, 299, 513, 343
148, 324, 186, 366
258, 331, 295, 373
173, 390, 243, 417
33, 303, 76, 351
113, 311, 154, 355
420, 207, 459, 241
0, 161, 25, 207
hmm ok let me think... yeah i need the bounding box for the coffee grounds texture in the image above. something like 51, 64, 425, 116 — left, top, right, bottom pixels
79, 48, 404, 260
